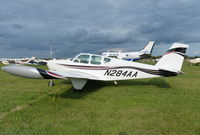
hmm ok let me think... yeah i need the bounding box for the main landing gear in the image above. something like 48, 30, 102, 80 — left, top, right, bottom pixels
48, 80, 55, 87
48, 79, 59, 102
48, 79, 83, 92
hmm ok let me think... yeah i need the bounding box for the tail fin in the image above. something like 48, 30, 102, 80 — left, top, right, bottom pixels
156, 43, 189, 73
140, 41, 155, 54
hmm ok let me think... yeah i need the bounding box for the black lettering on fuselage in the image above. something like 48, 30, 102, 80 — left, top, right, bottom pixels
104, 70, 138, 78
116, 70, 123, 76
110, 70, 117, 76
132, 71, 138, 77
104, 70, 112, 76
122, 71, 128, 77
126, 71, 132, 77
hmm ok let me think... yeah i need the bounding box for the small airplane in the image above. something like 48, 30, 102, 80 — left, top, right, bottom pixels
2, 43, 189, 91
26, 57, 47, 65
1, 58, 20, 65
101, 41, 155, 61
188, 58, 200, 65
1, 57, 47, 65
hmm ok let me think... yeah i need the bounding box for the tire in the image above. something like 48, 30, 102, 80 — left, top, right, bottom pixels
48, 81, 55, 87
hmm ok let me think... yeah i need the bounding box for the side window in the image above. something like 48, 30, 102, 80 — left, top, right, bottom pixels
74, 55, 90, 64
91, 56, 102, 65
104, 58, 111, 63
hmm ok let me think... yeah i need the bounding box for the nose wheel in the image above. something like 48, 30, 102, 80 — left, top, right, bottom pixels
114, 81, 118, 85
48, 80, 55, 87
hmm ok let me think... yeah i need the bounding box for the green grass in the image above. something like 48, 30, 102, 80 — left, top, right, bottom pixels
0, 62, 200, 135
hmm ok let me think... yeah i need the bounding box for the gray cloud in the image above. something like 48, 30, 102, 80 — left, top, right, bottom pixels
0, 0, 200, 58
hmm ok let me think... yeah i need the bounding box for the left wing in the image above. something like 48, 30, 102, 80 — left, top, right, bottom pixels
2, 65, 99, 90
2, 65, 98, 80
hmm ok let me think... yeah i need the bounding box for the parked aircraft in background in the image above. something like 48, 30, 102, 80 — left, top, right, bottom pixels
1, 58, 21, 65
27, 57, 47, 65
101, 41, 155, 61
188, 58, 200, 65
2, 43, 188, 91
1, 57, 47, 65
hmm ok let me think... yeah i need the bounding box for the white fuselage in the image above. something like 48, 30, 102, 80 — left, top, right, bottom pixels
47, 53, 160, 81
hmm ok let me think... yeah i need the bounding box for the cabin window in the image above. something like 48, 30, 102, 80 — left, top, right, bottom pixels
74, 55, 90, 64
104, 58, 111, 63
91, 56, 102, 65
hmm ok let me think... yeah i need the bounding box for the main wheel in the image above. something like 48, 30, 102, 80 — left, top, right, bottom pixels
48, 80, 55, 87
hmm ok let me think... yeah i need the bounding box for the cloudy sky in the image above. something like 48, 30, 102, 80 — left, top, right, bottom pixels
0, 0, 200, 58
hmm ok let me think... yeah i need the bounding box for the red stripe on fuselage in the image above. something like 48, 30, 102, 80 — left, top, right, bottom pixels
59, 64, 116, 70
47, 71, 64, 78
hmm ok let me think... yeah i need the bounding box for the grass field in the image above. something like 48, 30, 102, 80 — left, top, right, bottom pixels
0, 62, 199, 135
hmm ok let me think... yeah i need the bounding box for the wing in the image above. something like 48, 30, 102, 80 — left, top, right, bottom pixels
2, 65, 99, 90
44, 70, 99, 90
2, 65, 99, 80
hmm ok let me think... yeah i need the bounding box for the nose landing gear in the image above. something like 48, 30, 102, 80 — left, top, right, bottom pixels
114, 81, 118, 85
